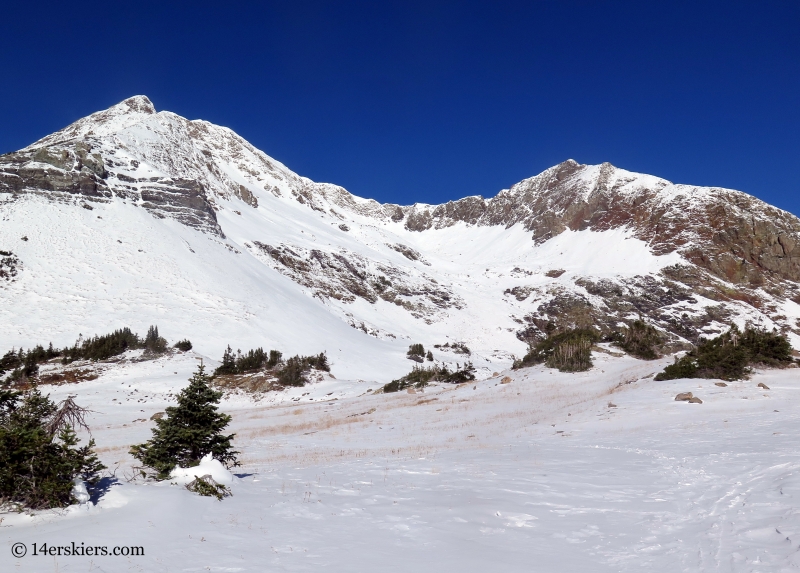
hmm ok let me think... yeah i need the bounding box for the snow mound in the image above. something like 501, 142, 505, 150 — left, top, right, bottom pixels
169, 454, 234, 486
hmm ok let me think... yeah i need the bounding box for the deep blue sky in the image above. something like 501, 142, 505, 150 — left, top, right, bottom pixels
1, 1, 798, 213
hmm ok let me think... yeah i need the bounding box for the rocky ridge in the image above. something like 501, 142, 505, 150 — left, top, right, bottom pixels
0, 96, 798, 367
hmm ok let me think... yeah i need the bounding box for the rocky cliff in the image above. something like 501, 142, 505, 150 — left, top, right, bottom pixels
0, 96, 797, 369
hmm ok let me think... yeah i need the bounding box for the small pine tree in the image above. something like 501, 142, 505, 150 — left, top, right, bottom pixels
0, 389, 105, 509
266, 350, 282, 369
214, 345, 237, 375
144, 325, 167, 354
130, 365, 239, 479
407, 343, 425, 357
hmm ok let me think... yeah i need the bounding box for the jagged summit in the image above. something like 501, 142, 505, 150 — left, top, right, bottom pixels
118, 95, 156, 114
0, 98, 798, 372
24, 95, 157, 151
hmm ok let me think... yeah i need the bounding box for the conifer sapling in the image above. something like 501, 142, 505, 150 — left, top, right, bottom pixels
130, 365, 239, 479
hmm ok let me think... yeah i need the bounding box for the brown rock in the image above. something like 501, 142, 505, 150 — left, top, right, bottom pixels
150, 411, 165, 420
758, 382, 770, 390
675, 392, 693, 401
715, 382, 728, 387
501, 376, 512, 384
688, 397, 703, 404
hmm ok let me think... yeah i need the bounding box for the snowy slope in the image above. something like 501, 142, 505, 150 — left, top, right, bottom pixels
3, 351, 800, 571
2, 96, 800, 572
1, 95, 799, 384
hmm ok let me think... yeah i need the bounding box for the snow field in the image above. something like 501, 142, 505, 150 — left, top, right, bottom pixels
3, 349, 800, 571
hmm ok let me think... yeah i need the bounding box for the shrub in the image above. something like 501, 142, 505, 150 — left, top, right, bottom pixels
276, 354, 329, 386
213, 345, 328, 384
382, 362, 476, 393
1, 344, 61, 386
302, 352, 330, 372
0, 390, 105, 510
143, 325, 168, 354
266, 350, 282, 369
130, 365, 239, 480
235, 348, 268, 373
615, 320, 664, 360
215, 345, 238, 375
654, 324, 792, 381
62, 327, 142, 363
277, 356, 307, 387
513, 328, 599, 372
186, 475, 231, 500
174, 339, 193, 352
432, 342, 471, 355
407, 344, 425, 358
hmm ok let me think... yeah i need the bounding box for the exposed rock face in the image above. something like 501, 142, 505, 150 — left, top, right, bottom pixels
249, 241, 461, 322
0, 250, 20, 284
393, 161, 800, 286
0, 95, 301, 237
2, 95, 799, 354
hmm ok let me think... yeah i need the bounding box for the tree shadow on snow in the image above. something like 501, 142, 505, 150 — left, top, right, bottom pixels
88, 477, 120, 504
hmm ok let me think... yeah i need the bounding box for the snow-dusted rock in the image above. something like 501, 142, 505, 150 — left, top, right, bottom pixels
0, 95, 798, 381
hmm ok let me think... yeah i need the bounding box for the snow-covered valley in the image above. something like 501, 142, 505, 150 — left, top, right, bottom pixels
2, 95, 800, 572
3, 350, 800, 571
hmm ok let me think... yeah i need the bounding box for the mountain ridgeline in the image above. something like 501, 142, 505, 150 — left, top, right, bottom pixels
0, 96, 798, 378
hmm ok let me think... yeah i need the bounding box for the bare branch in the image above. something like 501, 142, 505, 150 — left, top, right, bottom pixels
45, 395, 94, 437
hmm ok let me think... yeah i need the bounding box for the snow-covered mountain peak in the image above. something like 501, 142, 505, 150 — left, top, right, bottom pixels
22, 95, 158, 152
116, 95, 156, 115
1, 98, 799, 379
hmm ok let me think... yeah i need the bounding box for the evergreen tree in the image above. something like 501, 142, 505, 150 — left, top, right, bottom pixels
214, 345, 237, 375
143, 325, 167, 354
0, 389, 105, 510
130, 365, 239, 479
266, 349, 282, 368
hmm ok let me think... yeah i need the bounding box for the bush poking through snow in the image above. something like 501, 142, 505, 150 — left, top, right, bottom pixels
277, 354, 329, 387
213, 345, 328, 387
143, 325, 168, 354
655, 324, 793, 381
1, 329, 191, 385
186, 475, 232, 500
62, 327, 141, 363
130, 365, 239, 480
407, 344, 425, 362
513, 329, 599, 372
433, 342, 471, 355
0, 389, 105, 510
614, 320, 664, 360
382, 362, 476, 393
1, 344, 61, 386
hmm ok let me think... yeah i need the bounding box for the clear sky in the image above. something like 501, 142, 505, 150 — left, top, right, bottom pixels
1, 1, 798, 214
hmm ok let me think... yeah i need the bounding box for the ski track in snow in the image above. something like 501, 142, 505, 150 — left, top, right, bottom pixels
2, 348, 800, 572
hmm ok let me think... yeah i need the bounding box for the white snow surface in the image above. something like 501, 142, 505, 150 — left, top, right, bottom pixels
170, 454, 234, 486
3, 96, 800, 571
0, 149, 690, 382
2, 351, 800, 571
0, 181, 687, 380
3, 95, 799, 374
